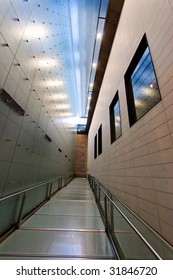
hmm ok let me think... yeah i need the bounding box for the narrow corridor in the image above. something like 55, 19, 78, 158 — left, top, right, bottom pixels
0, 178, 114, 259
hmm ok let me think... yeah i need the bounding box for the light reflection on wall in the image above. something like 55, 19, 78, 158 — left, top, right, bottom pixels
46, 79, 64, 87
37, 58, 58, 68
23, 24, 49, 40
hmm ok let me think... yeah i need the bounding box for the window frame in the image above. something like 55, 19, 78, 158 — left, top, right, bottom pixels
109, 91, 122, 144
98, 124, 102, 155
94, 134, 97, 159
124, 34, 161, 127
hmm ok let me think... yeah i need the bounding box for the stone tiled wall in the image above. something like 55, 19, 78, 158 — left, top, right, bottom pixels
75, 134, 88, 177
88, 0, 173, 245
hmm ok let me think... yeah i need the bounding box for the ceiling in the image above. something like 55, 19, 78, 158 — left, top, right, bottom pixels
0, 0, 124, 134
8, 0, 108, 131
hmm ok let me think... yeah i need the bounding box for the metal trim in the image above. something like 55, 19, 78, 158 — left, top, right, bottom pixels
0, 175, 74, 202
20, 227, 105, 232
0, 252, 115, 259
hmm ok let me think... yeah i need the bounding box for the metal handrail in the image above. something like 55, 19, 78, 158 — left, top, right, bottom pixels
90, 176, 162, 260
0, 174, 73, 202
99, 180, 173, 251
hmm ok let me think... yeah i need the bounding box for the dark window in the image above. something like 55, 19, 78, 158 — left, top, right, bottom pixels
125, 34, 161, 126
94, 134, 97, 159
109, 92, 122, 144
98, 124, 102, 155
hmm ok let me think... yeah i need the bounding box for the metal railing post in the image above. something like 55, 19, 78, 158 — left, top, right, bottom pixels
89, 175, 162, 260
104, 196, 108, 232
17, 192, 26, 229
110, 197, 114, 232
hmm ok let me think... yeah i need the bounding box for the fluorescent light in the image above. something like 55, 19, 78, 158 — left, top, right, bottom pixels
97, 33, 103, 40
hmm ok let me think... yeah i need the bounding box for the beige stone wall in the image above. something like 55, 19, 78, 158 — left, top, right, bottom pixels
75, 134, 88, 177
88, 0, 173, 245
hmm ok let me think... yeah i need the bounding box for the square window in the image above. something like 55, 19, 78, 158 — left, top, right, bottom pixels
109, 92, 122, 144
125, 34, 161, 126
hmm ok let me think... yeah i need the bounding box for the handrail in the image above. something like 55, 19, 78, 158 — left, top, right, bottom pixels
99, 180, 173, 252
0, 174, 73, 202
90, 176, 162, 260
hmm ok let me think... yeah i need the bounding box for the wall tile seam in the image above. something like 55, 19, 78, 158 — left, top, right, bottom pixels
108, 160, 173, 169
164, 110, 173, 123
111, 192, 173, 214
114, 118, 167, 145
105, 147, 162, 161
115, 184, 171, 194
109, 183, 156, 192
152, 28, 173, 58
162, 117, 173, 147
154, 48, 173, 77
107, 170, 173, 178
149, 20, 173, 62
146, 3, 170, 39
138, 206, 163, 219
160, 78, 173, 95
158, 64, 173, 88
138, 212, 172, 229
163, 93, 173, 107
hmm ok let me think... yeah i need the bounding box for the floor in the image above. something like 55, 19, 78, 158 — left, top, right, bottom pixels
0, 178, 115, 259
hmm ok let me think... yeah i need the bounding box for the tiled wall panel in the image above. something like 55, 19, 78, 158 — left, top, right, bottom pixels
0, 1, 75, 198
74, 134, 88, 177
88, 0, 173, 245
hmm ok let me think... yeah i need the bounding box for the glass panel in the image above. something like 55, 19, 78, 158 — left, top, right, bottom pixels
109, 92, 122, 143
22, 215, 105, 230
100, 0, 109, 18
94, 134, 97, 159
111, 195, 173, 259
0, 195, 23, 237
51, 181, 59, 193
114, 100, 121, 139
100, 189, 105, 211
33, 184, 48, 208
0, 230, 114, 258
115, 232, 157, 259
131, 47, 161, 120
98, 125, 102, 155
35, 200, 100, 217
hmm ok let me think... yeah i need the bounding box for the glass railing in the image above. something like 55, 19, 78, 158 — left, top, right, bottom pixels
0, 175, 74, 242
88, 175, 173, 260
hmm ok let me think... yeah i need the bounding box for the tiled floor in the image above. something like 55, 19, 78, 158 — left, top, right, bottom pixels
0, 178, 115, 259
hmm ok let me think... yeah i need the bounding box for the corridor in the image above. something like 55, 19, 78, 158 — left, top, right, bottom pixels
0, 178, 114, 259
